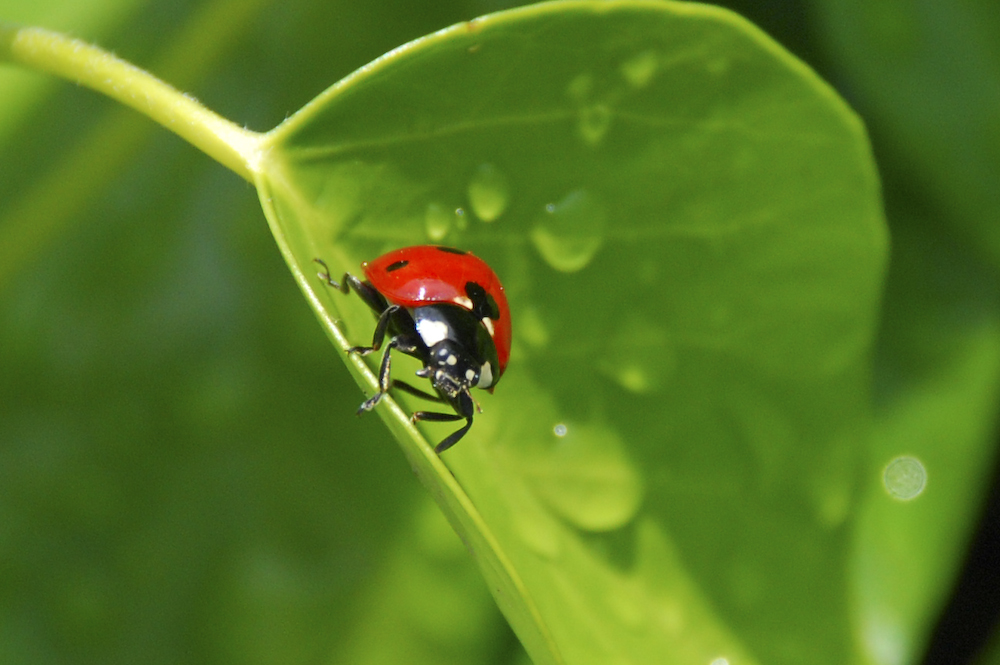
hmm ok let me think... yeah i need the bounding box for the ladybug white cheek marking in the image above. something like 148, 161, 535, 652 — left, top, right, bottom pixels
452, 296, 473, 310
477, 362, 494, 388
416, 319, 450, 347
481, 318, 495, 336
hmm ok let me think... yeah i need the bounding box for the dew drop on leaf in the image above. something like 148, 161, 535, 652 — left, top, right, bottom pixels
578, 103, 612, 145
620, 50, 658, 88
518, 304, 551, 349
453, 206, 468, 230
467, 162, 510, 222
424, 202, 452, 241
565, 72, 592, 101
530, 189, 607, 272
883, 456, 927, 500
523, 421, 643, 532
597, 313, 673, 393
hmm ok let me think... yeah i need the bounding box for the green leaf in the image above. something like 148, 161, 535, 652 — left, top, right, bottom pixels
253, 1, 886, 663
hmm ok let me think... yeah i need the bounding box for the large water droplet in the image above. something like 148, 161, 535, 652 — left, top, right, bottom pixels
620, 50, 658, 88
424, 202, 452, 241
578, 103, 612, 145
518, 305, 551, 349
523, 421, 643, 532
467, 163, 510, 222
706, 56, 731, 75
566, 72, 593, 102
598, 313, 673, 394
883, 456, 926, 500
530, 190, 606, 272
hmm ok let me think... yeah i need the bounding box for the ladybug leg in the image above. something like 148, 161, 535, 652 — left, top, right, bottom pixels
313, 258, 351, 294
350, 304, 402, 356
313, 258, 389, 315
357, 333, 421, 413
388, 380, 445, 404
410, 412, 473, 453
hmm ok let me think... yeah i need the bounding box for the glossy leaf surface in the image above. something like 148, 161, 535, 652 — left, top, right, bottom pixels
254, 2, 886, 663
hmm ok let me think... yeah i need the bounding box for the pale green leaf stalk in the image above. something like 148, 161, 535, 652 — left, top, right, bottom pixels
0, 23, 261, 180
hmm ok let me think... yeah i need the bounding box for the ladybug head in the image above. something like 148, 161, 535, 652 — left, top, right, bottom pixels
416, 341, 487, 418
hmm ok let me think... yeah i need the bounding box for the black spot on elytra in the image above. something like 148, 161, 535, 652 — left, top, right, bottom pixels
436, 246, 468, 256
385, 259, 409, 272
465, 281, 500, 320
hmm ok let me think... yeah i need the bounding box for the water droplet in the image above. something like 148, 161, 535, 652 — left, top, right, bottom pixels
424, 202, 451, 241
578, 103, 612, 145
566, 73, 593, 102
518, 305, 550, 349
620, 50, 658, 88
467, 163, 510, 222
710, 658, 731, 665
454, 207, 468, 230
597, 314, 673, 394
706, 57, 731, 75
553, 423, 567, 437
524, 421, 643, 532
883, 456, 926, 500
611, 363, 656, 394
530, 190, 606, 272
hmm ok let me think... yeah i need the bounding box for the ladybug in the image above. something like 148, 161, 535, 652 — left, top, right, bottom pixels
314, 245, 511, 453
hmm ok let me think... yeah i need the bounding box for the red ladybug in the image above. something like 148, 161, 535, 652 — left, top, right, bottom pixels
314, 245, 511, 453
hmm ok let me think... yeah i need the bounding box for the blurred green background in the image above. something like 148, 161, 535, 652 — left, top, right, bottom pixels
0, 1, 997, 664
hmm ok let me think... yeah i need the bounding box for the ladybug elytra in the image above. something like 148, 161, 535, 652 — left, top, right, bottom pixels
314, 245, 510, 453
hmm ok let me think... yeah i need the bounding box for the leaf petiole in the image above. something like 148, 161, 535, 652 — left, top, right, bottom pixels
0, 23, 262, 181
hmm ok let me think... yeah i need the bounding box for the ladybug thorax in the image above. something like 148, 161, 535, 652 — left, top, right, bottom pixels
412, 304, 499, 391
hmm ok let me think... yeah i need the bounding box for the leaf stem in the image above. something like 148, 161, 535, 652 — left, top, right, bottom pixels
0, 23, 263, 181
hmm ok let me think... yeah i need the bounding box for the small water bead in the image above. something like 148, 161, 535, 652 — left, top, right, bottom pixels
607, 362, 658, 394
598, 313, 673, 394
527, 421, 643, 532
883, 456, 927, 500
578, 103, 612, 145
706, 56, 731, 75
620, 50, 658, 88
530, 190, 607, 273
566, 72, 593, 102
553, 423, 567, 437
518, 305, 551, 349
453, 207, 468, 230
467, 163, 510, 222
710, 659, 731, 665
424, 202, 452, 241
